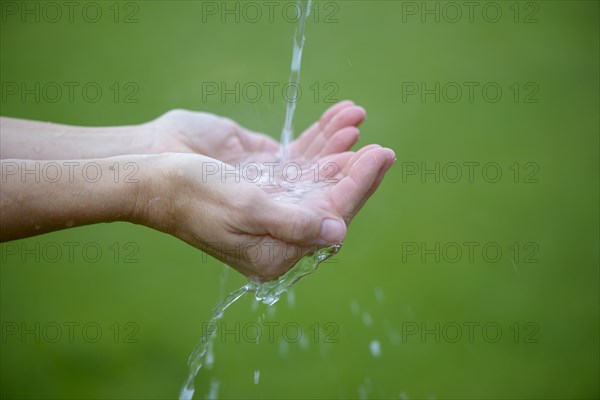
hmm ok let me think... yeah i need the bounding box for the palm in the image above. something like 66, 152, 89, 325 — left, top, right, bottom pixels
266, 145, 394, 225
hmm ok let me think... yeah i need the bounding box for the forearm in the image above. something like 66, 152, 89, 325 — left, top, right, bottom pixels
0, 117, 156, 160
0, 156, 149, 241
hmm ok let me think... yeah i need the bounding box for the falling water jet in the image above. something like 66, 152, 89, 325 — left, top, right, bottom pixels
178, 2, 329, 398
280, 0, 312, 165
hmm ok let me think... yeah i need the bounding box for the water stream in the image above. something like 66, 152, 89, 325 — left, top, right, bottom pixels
179, 2, 339, 398
280, 0, 312, 164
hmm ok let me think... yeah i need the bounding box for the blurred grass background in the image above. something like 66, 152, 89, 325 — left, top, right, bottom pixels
0, 0, 598, 399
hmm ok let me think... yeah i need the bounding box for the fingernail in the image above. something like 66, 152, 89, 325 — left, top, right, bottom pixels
384, 148, 397, 162
320, 218, 346, 245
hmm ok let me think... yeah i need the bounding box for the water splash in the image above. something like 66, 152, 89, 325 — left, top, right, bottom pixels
251, 244, 340, 306
178, 245, 340, 400
179, 284, 251, 400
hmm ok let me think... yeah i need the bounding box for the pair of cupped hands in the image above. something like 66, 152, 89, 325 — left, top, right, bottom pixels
141, 101, 395, 281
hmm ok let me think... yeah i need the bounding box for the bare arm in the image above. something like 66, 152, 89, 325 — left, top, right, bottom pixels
0, 117, 155, 160
0, 155, 145, 240
0, 101, 367, 163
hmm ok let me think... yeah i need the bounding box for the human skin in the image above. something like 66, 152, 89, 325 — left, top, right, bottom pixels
0, 102, 395, 281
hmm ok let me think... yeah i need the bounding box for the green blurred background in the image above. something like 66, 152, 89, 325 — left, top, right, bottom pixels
1, 1, 598, 399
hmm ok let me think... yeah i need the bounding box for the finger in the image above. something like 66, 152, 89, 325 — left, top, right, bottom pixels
319, 100, 357, 127
291, 101, 355, 156
304, 147, 367, 184
260, 202, 321, 244
340, 144, 382, 174
317, 126, 360, 158
261, 202, 346, 247
323, 105, 366, 136
308, 151, 355, 183
330, 147, 393, 221
304, 106, 366, 159
351, 148, 396, 214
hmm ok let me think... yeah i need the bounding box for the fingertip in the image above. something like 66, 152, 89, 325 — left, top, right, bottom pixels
347, 106, 367, 124
337, 100, 356, 107
319, 218, 347, 246
383, 148, 396, 162
334, 126, 360, 144
355, 105, 367, 119
320, 101, 355, 125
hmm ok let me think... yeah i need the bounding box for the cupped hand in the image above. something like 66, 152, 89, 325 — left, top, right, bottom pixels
148, 101, 366, 165
138, 145, 395, 282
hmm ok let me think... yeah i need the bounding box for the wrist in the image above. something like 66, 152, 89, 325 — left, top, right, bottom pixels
127, 154, 163, 226
129, 153, 187, 234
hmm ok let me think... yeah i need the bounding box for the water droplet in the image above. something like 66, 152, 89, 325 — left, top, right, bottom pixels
287, 289, 296, 308
299, 334, 309, 350
278, 339, 289, 356
253, 369, 260, 385
358, 377, 372, 400
369, 340, 381, 358
205, 342, 214, 369
358, 385, 368, 400
374, 287, 384, 303
206, 378, 220, 400
362, 312, 373, 327
400, 391, 410, 400
350, 300, 360, 316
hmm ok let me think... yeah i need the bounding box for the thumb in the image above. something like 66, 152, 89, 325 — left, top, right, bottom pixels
260, 203, 346, 246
